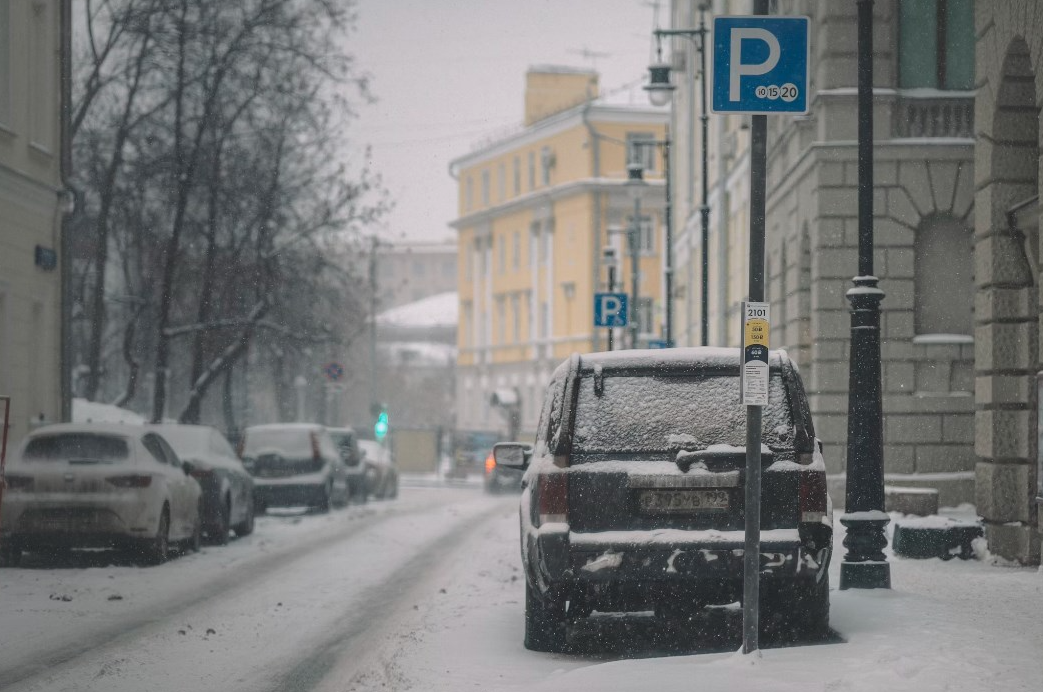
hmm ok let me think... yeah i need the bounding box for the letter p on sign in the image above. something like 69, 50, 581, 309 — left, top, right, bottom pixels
712, 16, 809, 115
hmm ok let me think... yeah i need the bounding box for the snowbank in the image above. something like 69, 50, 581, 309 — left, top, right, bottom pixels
71, 398, 146, 425
377, 291, 458, 328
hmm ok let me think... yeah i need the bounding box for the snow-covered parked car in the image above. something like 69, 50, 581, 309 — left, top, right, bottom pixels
241, 424, 349, 513
497, 347, 833, 652
150, 424, 255, 544
327, 427, 368, 502
358, 439, 398, 500
484, 447, 522, 494
0, 424, 203, 566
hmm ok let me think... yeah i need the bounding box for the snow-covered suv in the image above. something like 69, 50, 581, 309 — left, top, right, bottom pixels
496, 347, 833, 652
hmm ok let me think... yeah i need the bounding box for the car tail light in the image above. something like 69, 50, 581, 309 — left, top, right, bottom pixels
799, 469, 827, 523
4, 474, 33, 491
484, 454, 495, 474
106, 474, 153, 488
537, 472, 568, 526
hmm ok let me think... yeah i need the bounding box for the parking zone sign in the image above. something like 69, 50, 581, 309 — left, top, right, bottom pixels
594, 292, 628, 328
712, 16, 809, 114
741, 302, 770, 406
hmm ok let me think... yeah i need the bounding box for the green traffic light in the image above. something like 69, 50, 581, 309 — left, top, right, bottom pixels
374, 410, 389, 439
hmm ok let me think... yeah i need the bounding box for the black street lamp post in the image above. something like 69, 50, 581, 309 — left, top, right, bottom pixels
645, 5, 710, 347
840, 0, 891, 590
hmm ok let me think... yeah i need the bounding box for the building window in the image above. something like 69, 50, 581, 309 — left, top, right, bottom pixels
636, 297, 655, 335
637, 215, 655, 253
626, 132, 657, 173
898, 0, 974, 90
496, 297, 506, 344
914, 215, 973, 335
529, 222, 539, 266
497, 162, 506, 201
528, 151, 536, 190
512, 231, 520, 269
481, 170, 490, 206
540, 146, 553, 186
465, 177, 473, 211
29, 1, 53, 148
513, 156, 521, 196
543, 219, 554, 261
541, 301, 550, 339
498, 234, 506, 272
511, 294, 521, 342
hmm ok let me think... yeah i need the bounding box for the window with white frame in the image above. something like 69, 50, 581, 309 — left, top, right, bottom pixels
512, 231, 520, 269
496, 297, 506, 344
465, 177, 473, 211
626, 132, 657, 173
511, 294, 520, 342
481, 170, 490, 206
637, 215, 655, 253
497, 233, 506, 272
497, 162, 506, 201
540, 146, 553, 186
528, 151, 536, 190
513, 156, 521, 196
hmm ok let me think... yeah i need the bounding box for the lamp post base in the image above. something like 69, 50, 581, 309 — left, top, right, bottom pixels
840, 560, 891, 590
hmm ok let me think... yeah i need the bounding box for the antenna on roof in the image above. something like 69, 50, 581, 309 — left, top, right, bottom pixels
567, 47, 611, 70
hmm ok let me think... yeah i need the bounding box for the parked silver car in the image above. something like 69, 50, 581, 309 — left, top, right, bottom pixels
0, 424, 203, 566
150, 424, 255, 544
358, 439, 398, 500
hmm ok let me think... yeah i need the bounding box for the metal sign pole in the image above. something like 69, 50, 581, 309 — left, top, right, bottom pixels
741, 0, 770, 657
0, 396, 11, 537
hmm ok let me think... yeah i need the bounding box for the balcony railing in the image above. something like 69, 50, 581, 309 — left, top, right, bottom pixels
893, 91, 974, 139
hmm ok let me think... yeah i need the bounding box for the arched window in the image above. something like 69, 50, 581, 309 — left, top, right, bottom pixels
914, 215, 973, 335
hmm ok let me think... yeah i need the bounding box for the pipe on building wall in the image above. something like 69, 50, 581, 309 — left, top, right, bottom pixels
59, 0, 73, 422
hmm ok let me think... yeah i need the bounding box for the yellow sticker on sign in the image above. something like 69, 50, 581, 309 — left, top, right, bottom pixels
744, 319, 769, 347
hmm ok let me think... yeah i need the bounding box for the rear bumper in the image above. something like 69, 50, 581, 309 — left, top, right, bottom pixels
254, 481, 327, 507
530, 525, 830, 591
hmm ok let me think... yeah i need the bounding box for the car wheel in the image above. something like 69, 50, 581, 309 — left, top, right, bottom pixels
210, 498, 231, 546
524, 580, 568, 652
254, 497, 267, 516
314, 482, 332, 514
187, 504, 203, 553
143, 507, 171, 566
0, 543, 22, 567
388, 475, 398, 499
233, 499, 255, 537
762, 574, 830, 642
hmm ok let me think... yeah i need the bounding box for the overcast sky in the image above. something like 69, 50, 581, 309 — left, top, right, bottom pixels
349, 0, 664, 244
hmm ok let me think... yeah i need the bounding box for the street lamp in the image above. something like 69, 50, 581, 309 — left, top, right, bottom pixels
626, 163, 646, 349
602, 245, 619, 351
841, 0, 890, 590
645, 6, 710, 347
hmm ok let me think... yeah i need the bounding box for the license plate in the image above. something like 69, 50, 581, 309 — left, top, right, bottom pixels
638, 489, 730, 514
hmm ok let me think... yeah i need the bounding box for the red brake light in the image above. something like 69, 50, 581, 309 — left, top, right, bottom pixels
537, 472, 568, 526
310, 432, 321, 461
4, 474, 33, 491
799, 469, 827, 523
484, 454, 496, 473
190, 468, 214, 479
106, 474, 153, 488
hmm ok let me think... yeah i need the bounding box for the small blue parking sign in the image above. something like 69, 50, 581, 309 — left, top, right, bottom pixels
594, 292, 628, 328
711, 16, 809, 115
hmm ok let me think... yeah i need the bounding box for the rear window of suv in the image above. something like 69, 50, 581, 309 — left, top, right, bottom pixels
571, 372, 793, 455
23, 434, 130, 462
242, 427, 315, 459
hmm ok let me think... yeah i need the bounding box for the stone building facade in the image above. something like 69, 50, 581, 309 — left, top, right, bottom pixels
971, 1, 1041, 563
664, 1, 977, 510
0, 1, 68, 447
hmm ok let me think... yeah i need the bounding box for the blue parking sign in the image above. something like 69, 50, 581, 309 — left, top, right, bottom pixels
594, 293, 628, 328
711, 16, 809, 115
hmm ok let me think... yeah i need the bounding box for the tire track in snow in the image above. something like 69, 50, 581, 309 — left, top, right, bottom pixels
266, 498, 513, 692
0, 491, 477, 691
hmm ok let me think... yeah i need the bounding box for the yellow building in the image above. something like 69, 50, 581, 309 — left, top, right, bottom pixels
450, 67, 667, 436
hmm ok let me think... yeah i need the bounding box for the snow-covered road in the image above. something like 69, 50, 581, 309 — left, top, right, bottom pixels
1, 487, 1041, 692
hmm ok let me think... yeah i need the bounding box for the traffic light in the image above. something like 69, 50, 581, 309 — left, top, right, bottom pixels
374, 409, 389, 440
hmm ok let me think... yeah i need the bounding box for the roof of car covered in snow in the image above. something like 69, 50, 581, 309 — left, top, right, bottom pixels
554, 347, 792, 378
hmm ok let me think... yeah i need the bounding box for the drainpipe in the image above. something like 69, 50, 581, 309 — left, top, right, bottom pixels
59, 0, 73, 422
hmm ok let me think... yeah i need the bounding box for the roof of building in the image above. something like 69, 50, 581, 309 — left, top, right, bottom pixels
377, 291, 458, 328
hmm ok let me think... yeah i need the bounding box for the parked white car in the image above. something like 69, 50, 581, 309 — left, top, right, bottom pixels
357, 439, 398, 500
0, 424, 202, 566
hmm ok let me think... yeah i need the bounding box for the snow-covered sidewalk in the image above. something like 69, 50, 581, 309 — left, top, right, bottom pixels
495, 511, 1043, 692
